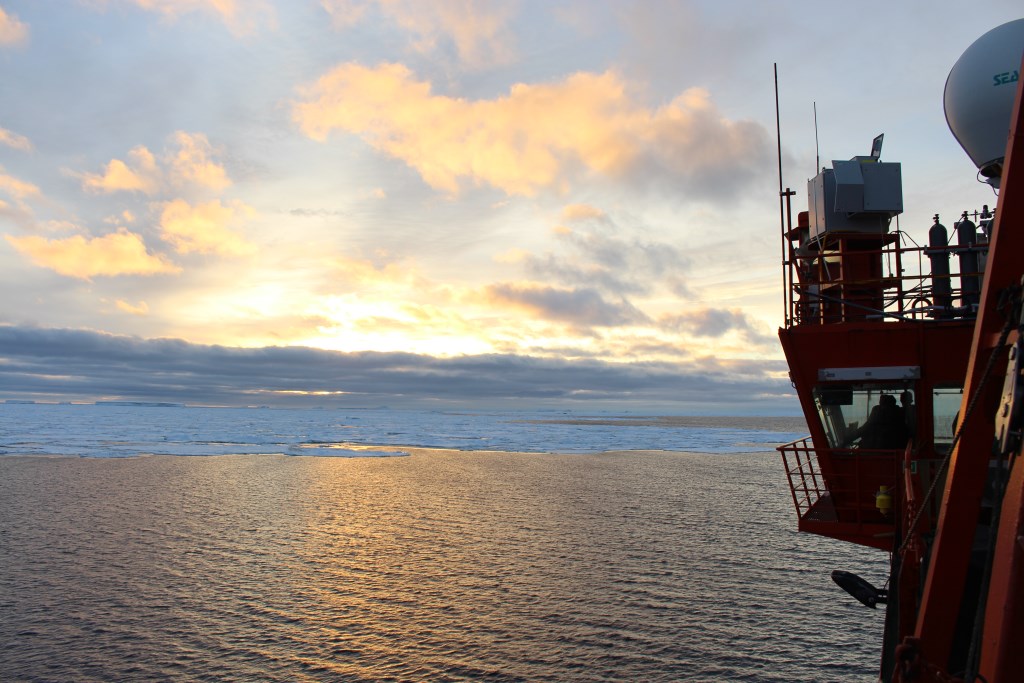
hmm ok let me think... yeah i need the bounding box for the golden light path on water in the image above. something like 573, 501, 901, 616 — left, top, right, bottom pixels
2, 440, 886, 681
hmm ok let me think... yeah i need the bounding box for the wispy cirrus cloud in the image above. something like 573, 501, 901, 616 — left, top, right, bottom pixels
293, 64, 772, 198
660, 307, 775, 347
484, 283, 650, 328
116, 0, 276, 36
560, 203, 607, 222
529, 226, 690, 298
116, 299, 151, 316
0, 126, 32, 151
320, 0, 516, 67
5, 230, 181, 280
0, 169, 41, 199
509, 206, 691, 302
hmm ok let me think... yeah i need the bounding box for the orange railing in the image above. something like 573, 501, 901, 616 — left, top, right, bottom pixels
780, 436, 826, 518
780, 436, 899, 536
783, 233, 989, 328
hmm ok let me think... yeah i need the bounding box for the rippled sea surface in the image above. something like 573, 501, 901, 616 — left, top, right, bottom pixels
0, 407, 887, 681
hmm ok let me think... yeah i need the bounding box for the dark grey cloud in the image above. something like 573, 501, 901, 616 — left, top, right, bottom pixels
486, 283, 650, 328
628, 116, 774, 204
523, 227, 691, 298
660, 308, 776, 347
0, 324, 795, 412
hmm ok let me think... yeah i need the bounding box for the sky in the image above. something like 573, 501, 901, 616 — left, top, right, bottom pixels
0, 1, 1019, 413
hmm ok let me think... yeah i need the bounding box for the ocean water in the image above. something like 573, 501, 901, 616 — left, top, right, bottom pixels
0, 405, 888, 681
0, 404, 810, 458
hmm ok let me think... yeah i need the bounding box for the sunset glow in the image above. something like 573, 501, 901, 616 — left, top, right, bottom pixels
0, 1, 1015, 409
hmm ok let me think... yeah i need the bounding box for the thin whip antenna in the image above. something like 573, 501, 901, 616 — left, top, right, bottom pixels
814, 101, 820, 173
775, 64, 783, 195
774, 63, 789, 325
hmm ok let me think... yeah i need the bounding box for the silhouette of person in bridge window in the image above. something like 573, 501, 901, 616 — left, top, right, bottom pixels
854, 394, 909, 450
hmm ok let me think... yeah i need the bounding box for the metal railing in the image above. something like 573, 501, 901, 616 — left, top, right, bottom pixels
779, 436, 899, 528
780, 436, 825, 518
783, 232, 990, 328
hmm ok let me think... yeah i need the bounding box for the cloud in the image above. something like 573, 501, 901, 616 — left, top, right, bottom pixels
661, 307, 775, 347
0, 7, 28, 47
158, 198, 255, 255
120, 0, 276, 36
320, 0, 516, 66
0, 170, 41, 199
82, 146, 161, 194
561, 204, 607, 222
116, 299, 150, 315
0, 197, 37, 229
5, 229, 181, 279
520, 222, 691, 299
0, 324, 795, 410
166, 131, 231, 191
0, 126, 32, 151
485, 283, 650, 328
293, 64, 773, 198
319, 0, 369, 27
79, 132, 230, 196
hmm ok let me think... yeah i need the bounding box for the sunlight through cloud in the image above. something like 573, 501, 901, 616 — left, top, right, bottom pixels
158, 198, 255, 256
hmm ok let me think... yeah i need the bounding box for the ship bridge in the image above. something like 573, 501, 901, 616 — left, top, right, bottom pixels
776, 141, 992, 551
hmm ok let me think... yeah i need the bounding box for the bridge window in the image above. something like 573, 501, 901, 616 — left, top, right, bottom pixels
932, 386, 963, 454
814, 385, 915, 450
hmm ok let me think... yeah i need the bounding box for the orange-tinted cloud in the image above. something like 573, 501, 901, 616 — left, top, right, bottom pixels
123, 0, 275, 36
82, 146, 160, 194
0, 126, 32, 151
158, 198, 255, 255
116, 299, 150, 315
294, 64, 771, 197
80, 132, 230, 196
0, 7, 28, 47
166, 131, 231, 191
321, 0, 515, 66
0, 170, 41, 199
561, 204, 606, 222
5, 230, 181, 279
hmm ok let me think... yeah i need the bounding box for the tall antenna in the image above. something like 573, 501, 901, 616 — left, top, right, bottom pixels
774, 64, 793, 325
814, 101, 820, 173
775, 64, 783, 195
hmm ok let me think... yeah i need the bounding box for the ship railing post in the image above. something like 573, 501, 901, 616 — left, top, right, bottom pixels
854, 446, 863, 528
781, 437, 824, 518
895, 238, 905, 316
782, 443, 802, 515
809, 441, 823, 501
798, 440, 815, 512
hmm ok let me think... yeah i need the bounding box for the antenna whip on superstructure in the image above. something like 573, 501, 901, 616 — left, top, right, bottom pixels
814, 101, 820, 173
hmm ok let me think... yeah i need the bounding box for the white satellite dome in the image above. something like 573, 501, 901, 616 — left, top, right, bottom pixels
944, 18, 1024, 188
